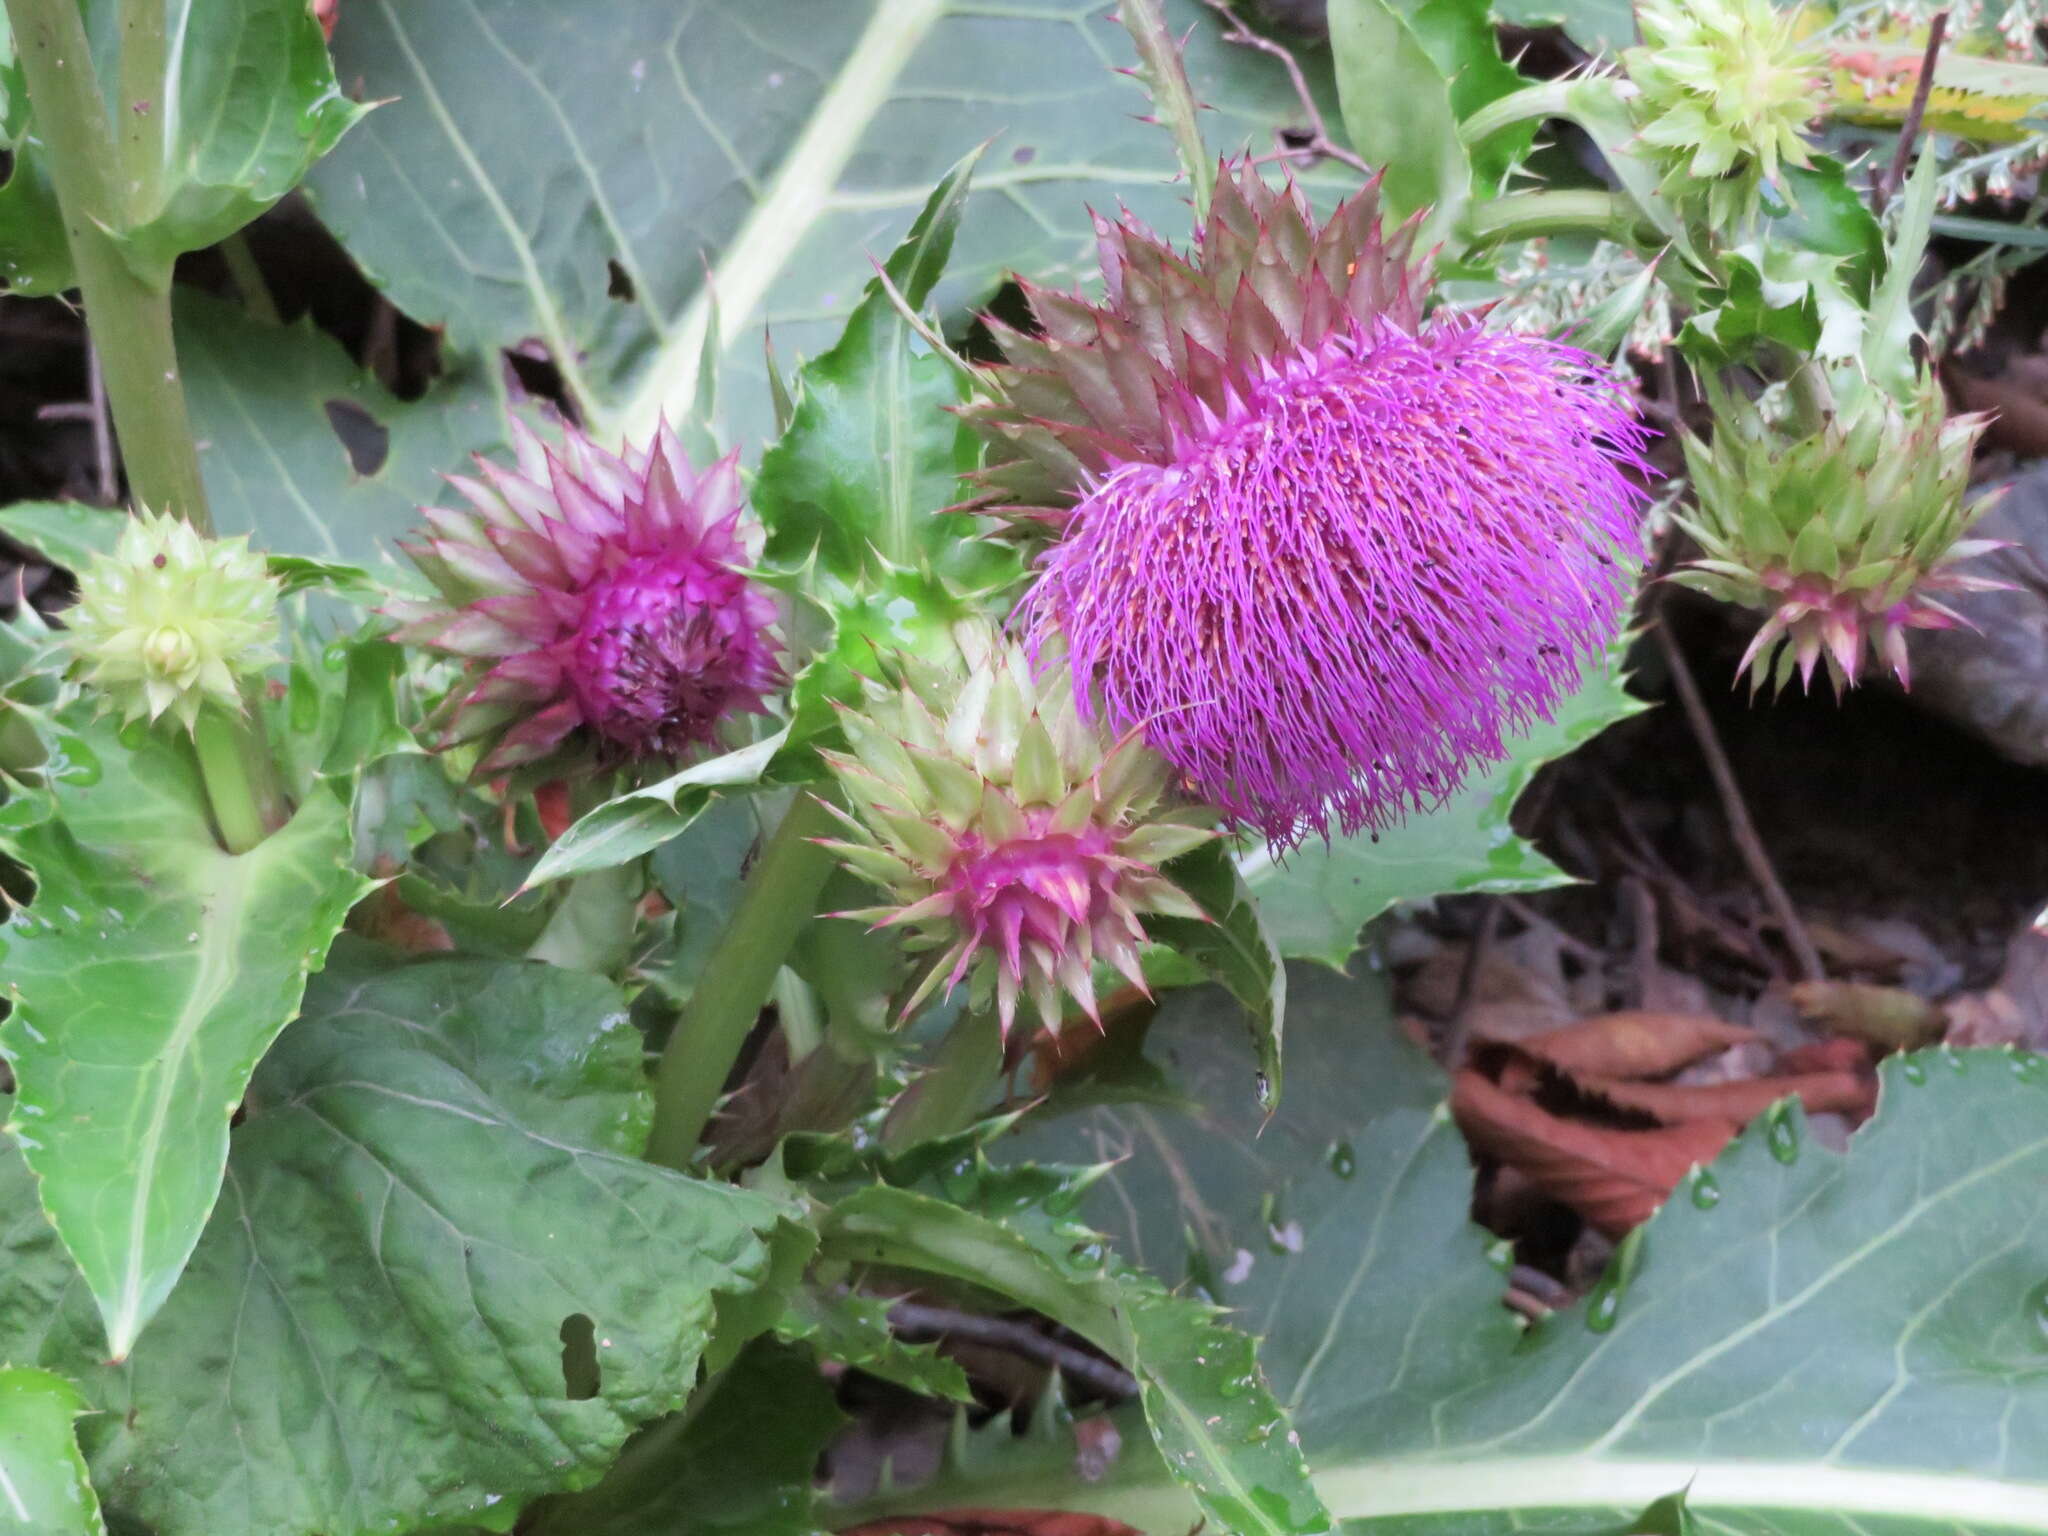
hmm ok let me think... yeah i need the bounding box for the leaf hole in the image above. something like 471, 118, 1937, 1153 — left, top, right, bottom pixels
503, 340, 581, 425
322, 399, 390, 477
559, 1313, 600, 1400
607, 258, 635, 302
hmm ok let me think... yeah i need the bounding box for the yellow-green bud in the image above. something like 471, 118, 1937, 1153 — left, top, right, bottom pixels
64, 511, 281, 734
1623, 0, 1826, 228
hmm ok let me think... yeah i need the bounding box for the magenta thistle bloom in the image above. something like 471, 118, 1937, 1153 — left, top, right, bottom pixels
390, 417, 781, 778
967, 164, 1652, 845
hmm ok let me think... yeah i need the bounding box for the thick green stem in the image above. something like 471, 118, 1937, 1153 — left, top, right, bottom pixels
116, 0, 168, 219
191, 706, 268, 855
1117, 0, 1213, 217
1463, 189, 1648, 250
5, 0, 208, 529
1459, 78, 1574, 149
644, 794, 841, 1169
882, 1006, 1003, 1150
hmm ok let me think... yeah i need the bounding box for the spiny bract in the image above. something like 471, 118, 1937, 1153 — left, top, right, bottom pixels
63, 510, 280, 734
818, 629, 1216, 1038
966, 162, 1652, 847
1674, 370, 2003, 692
389, 416, 782, 780
1623, 0, 1825, 228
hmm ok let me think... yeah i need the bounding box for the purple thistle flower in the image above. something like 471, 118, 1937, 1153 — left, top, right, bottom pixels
390, 417, 782, 778
967, 163, 1653, 846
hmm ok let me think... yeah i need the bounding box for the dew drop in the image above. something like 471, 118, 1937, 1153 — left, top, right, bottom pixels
1690, 1168, 1721, 1208
1585, 1278, 1623, 1332
2029, 1281, 2048, 1343
1901, 1057, 1928, 1085
1326, 1140, 1356, 1179
2013, 1052, 2045, 1083
1764, 1103, 1800, 1164
322, 639, 351, 672
1253, 1072, 1272, 1110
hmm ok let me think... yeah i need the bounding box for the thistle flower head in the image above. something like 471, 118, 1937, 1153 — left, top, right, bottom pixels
819, 630, 1215, 1037
390, 417, 782, 778
1623, 0, 1824, 227
1674, 370, 2002, 693
64, 510, 280, 733
968, 163, 1652, 847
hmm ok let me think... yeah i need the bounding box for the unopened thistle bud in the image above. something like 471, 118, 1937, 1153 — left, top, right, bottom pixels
1623, 0, 1826, 228
966, 163, 1651, 848
389, 417, 782, 780
64, 510, 280, 733
818, 632, 1216, 1037
1674, 370, 2003, 692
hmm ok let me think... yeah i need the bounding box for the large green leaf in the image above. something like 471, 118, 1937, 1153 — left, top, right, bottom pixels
0, 947, 789, 1536
1240, 648, 1647, 969
301, 0, 1360, 448
0, 1368, 102, 1536
0, 708, 369, 1359
0, 0, 364, 293
944, 967, 2048, 1531
177, 292, 509, 567
821, 1175, 1334, 1536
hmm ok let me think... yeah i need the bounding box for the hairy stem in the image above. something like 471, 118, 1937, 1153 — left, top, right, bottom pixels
644, 793, 841, 1169
1118, 0, 1214, 217
5, 0, 208, 529
116, 0, 168, 218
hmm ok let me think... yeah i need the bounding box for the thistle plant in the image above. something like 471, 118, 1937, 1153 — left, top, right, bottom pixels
1674, 370, 2002, 691
818, 630, 1215, 1036
1621, 0, 1826, 228
388, 417, 783, 780
967, 164, 1653, 847
63, 510, 280, 734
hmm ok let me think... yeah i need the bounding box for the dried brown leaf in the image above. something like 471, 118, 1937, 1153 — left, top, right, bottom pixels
1574, 1070, 1875, 1126
1451, 1070, 1737, 1236
1511, 1011, 1760, 1082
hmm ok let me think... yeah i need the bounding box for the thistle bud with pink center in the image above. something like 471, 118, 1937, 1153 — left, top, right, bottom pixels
966, 163, 1653, 849
389, 417, 783, 779
818, 629, 1215, 1038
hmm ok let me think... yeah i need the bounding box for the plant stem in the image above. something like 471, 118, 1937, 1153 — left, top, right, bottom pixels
6, 0, 208, 530
218, 232, 281, 326
1118, 0, 1214, 217
191, 706, 269, 855
1463, 188, 1647, 249
644, 793, 841, 1169
116, 0, 168, 218
1458, 78, 1574, 149
882, 1006, 1003, 1150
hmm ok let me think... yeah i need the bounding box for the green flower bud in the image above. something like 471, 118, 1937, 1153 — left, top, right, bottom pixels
64, 511, 281, 733
1623, 0, 1826, 228
1673, 369, 2003, 693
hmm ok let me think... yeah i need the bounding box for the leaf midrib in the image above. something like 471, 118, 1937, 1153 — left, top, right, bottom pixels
108, 846, 259, 1358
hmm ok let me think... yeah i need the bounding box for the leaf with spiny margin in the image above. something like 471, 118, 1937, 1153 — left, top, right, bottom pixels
176, 291, 509, 570
983, 963, 2048, 1532
818, 1174, 1333, 1536
1149, 839, 1286, 1109
1238, 644, 1646, 970
0, 1367, 103, 1536
0, 705, 370, 1360
0, 0, 364, 292
0, 946, 791, 1536
753, 153, 991, 585
777, 1287, 974, 1403
0, 503, 122, 576
299, 0, 1366, 447
522, 725, 788, 889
